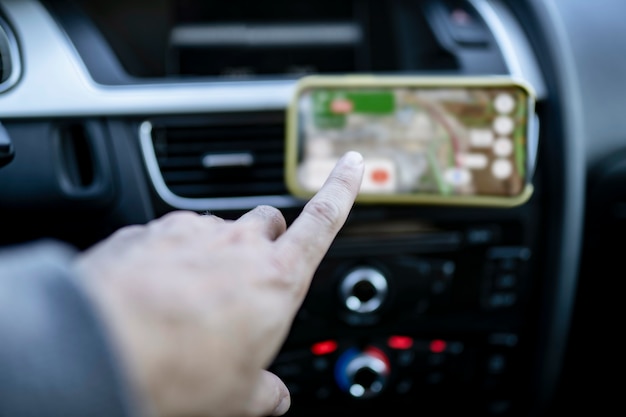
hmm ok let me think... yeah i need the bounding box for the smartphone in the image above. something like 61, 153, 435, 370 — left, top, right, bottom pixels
285, 75, 538, 207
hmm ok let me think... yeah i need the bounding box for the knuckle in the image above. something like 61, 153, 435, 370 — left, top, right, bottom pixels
147, 210, 208, 238
304, 197, 341, 230
265, 253, 300, 292
155, 210, 200, 226
333, 170, 357, 195
229, 223, 258, 242
269, 257, 292, 284
255, 204, 287, 229
255, 204, 280, 216
112, 224, 145, 240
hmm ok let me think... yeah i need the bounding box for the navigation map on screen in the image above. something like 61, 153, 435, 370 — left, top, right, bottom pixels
295, 85, 530, 197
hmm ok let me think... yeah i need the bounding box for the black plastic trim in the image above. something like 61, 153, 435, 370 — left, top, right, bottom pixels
504, 0, 586, 415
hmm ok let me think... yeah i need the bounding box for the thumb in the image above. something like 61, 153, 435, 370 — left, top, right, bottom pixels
246, 370, 291, 416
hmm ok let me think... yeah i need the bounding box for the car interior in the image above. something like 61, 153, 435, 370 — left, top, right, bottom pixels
0, 0, 621, 415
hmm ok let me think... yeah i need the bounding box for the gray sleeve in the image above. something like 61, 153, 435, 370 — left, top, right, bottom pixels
0, 240, 139, 417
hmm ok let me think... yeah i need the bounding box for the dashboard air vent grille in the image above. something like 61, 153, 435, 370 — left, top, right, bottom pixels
150, 113, 288, 199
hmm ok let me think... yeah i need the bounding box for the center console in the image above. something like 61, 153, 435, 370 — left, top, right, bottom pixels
271, 208, 541, 415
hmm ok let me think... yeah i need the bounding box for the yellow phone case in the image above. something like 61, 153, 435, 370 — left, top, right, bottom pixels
285, 74, 537, 207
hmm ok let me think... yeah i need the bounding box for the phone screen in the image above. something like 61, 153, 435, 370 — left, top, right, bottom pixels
285, 76, 537, 206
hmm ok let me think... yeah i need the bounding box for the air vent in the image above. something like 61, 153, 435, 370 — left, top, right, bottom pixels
0, 14, 20, 93
147, 113, 289, 201
167, 0, 372, 77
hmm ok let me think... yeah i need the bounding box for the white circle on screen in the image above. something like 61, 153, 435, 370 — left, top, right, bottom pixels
493, 137, 514, 157
494, 93, 516, 114
493, 116, 515, 136
491, 159, 513, 179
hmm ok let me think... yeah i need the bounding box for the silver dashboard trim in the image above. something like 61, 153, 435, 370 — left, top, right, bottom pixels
0, 0, 296, 118
0, 0, 547, 119
138, 121, 302, 211
470, 0, 547, 99
170, 22, 362, 47
0, 13, 21, 94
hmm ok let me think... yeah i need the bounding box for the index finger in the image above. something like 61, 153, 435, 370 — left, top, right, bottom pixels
276, 151, 364, 280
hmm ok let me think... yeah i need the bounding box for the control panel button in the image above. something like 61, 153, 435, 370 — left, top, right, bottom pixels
335, 346, 391, 399
339, 266, 389, 314
482, 247, 531, 311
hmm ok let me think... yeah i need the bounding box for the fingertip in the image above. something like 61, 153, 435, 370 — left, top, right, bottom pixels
270, 389, 291, 416
337, 151, 365, 189
249, 371, 291, 417
331, 151, 365, 199
342, 150, 364, 166
266, 371, 290, 416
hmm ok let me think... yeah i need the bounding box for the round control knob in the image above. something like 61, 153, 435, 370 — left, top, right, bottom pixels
334, 346, 391, 398
339, 266, 388, 314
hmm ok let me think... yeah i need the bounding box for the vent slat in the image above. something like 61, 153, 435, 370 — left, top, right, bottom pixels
170, 182, 287, 198
160, 126, 284, 137
158, 141, 283, 156
163, 168, 285, 184
158, 126, 284, 141
157, 155, 284, 170
157, 157, 203, 169
151, 114, 289, 199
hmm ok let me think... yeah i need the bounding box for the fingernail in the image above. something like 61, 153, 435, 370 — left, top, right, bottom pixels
271, 394, 291, 416
343, 151, 363, 166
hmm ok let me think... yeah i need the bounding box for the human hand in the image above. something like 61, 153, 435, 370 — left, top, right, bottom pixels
73, 151, 365, 417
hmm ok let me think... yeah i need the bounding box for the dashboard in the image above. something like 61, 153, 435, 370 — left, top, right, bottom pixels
1, 0, 623, 415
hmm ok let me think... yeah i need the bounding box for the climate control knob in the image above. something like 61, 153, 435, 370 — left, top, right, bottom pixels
339, 266, 388, 314
334, 346, 391, 398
